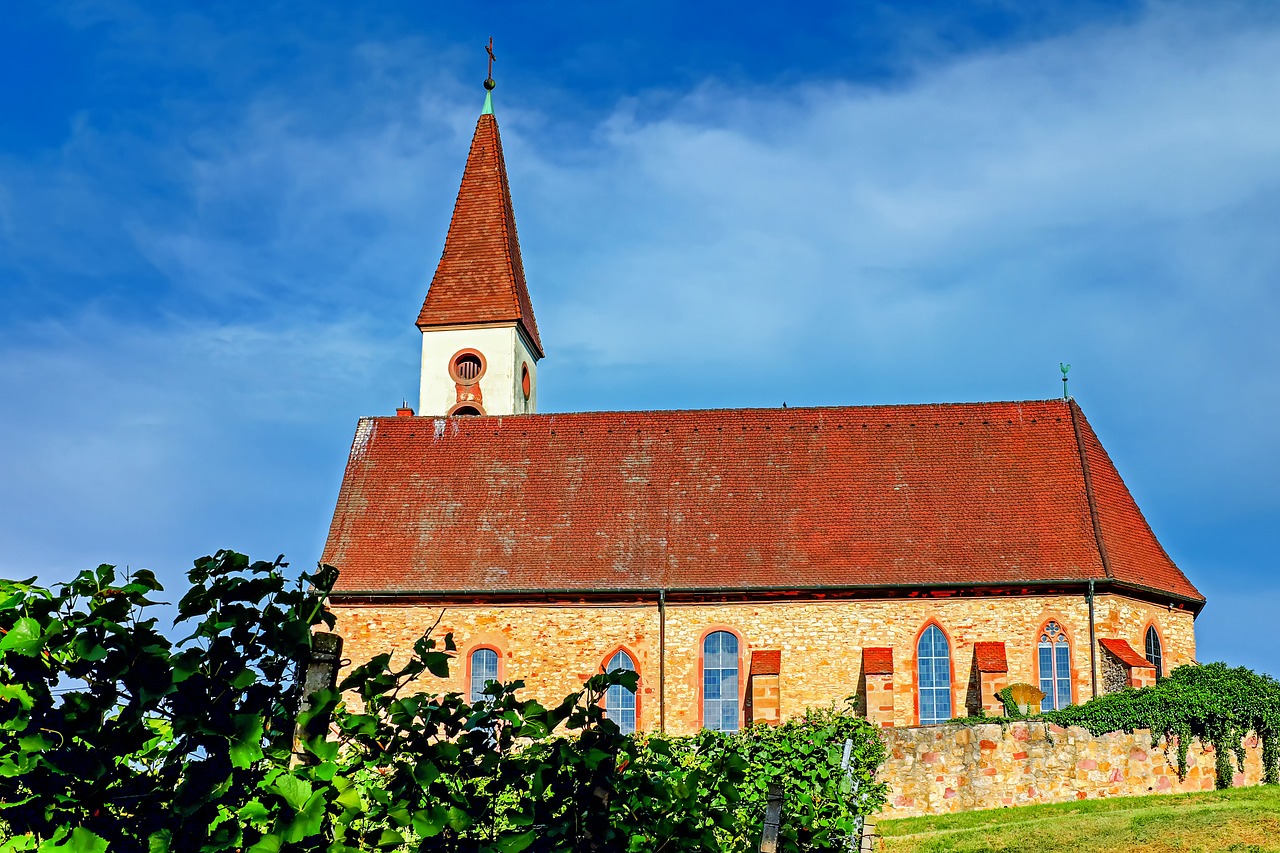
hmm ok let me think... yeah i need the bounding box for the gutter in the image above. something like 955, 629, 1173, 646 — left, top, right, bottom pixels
658, 589, 666, 733
328, 578, 1203, 612
1088, 579, 1099, 698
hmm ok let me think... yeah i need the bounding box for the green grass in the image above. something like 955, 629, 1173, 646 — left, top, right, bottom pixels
876, 785, 1280, 853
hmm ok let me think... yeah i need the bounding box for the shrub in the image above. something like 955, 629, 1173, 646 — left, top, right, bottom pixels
0, 552, 886, 851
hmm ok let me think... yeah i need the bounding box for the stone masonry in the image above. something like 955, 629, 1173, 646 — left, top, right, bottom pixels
330, 592, 1195, 735
878, 722, 1268, 819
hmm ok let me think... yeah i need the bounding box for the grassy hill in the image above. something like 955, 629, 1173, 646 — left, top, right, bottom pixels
876, 786, 1280, 853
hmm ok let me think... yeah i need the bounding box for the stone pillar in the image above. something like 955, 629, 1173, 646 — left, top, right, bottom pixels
862, 647, 895, 728
973, 641, 1009, 716
749, 650, 782, 726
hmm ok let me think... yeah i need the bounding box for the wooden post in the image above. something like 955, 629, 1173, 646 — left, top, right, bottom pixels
292, 632, 343, 765
759, 782, 783, 853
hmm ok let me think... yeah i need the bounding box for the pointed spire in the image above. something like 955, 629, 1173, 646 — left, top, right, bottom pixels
416, 69, 543, 357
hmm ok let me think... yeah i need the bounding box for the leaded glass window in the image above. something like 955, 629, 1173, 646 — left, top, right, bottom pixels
917, 625, 951, 724
469, 648, 499, 703
604, 650, 637, 734
1145, 626, 1163, 676
1038, 621, 1072, 710
702, 631, 739, 732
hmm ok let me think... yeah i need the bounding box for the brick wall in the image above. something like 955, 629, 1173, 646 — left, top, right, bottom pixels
878, 721, 1267, 819
330, 592, 1196, 734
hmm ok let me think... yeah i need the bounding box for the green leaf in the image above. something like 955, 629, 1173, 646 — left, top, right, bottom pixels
0, 618, 43, 657
269, 773, 313, 812
42, 828, 108, 853
230, 667, 257, 689
0, 836, 37, 852
246, 836, 281, 853
411, 807, 447, 838
282, 790, 327, 843
375, 830, 405, 849
494, 830, 537, 853
229, 714, 265, 768
146, 830, 171, 853
0, 683, 33, 711
72, 635, 108, 662
237, 799, 271, 822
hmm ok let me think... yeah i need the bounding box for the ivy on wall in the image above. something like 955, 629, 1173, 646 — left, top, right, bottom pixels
993, 667, 1280, 790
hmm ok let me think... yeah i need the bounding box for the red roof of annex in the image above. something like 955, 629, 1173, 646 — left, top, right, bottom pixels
321, 398, 1202, 606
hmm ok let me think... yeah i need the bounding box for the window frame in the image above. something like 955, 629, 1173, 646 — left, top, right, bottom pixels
601, 646, 640, 734
914, 621, 954, 726
1036, 619, 1074, 711
698, 627, 744, 733
466, 645, 503, 704
1144, 624, 1164, 677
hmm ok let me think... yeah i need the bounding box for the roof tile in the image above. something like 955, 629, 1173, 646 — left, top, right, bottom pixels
973, 641, 1009, 673
863, 647, 894, 675
1099, 637, 1156, 669
321, 399, 1202, 604
750, 650, 781, 676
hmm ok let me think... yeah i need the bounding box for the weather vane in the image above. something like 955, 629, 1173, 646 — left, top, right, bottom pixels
1060, 362, 1071, 399
484, 37, 496, 90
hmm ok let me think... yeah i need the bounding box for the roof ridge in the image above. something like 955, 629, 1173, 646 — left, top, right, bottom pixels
373, 398, 1073, 421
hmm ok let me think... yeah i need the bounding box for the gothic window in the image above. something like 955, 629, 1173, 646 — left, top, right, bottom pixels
1038, 621, 1072, 710
1145, 626, 1163, 676
603, 650, 637, 734
469, 648, 499, 703
702, 631, 739, 732
917, 624, 951, 724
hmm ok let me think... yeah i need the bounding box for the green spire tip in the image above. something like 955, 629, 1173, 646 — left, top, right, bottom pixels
482, 89, 494, 115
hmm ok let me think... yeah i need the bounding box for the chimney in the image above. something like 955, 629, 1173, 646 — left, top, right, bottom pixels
396, 401, 415, 418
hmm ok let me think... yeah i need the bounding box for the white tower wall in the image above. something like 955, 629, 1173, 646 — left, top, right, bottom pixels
419, 324, 539, 417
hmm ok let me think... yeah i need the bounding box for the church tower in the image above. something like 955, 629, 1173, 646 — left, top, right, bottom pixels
416, 76, 543, 417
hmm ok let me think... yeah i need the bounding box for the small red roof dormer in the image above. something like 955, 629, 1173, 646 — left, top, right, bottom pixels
417, 88, 543, 357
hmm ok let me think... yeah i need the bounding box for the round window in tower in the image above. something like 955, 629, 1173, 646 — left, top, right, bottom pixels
521, 362, 531, 400
449, 349, 486, 385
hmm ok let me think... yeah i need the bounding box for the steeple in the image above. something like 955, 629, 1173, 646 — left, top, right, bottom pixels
415, 53, 543, 417
416, 82, 542, 356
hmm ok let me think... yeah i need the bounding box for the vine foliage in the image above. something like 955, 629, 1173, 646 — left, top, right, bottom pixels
0, 551, 886, 852
1040, 663, 1280, 789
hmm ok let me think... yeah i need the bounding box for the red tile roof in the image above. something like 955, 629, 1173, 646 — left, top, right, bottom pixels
322, 399, 1202, 606
417, 112, 543, 356
862, 648, 894, 675
750, 650, 781, 676
973, 641, 1008, 673
1099, 638, 1156, 669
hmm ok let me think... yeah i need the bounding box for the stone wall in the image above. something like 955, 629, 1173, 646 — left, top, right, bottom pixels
878, 721, 1268, 819
330, 592, 1195, 735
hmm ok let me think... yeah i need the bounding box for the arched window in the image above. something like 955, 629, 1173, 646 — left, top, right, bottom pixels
917, 625, 951, 724
1038, 621, 1072, 710
1145, 626, 1163, 676
469, 648, 499, 703
702, 631, 739, 732
603, 650, 637, 734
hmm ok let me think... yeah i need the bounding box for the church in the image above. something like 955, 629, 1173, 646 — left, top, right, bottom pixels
320, 79, 1204, 735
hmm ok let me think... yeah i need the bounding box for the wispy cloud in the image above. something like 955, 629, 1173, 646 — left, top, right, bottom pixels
0, 1, 1275, 667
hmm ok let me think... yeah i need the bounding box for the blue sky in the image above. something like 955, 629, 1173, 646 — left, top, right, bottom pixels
1, 1, 1277, 675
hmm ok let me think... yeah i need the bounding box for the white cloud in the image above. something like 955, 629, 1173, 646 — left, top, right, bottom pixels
1, 1, 1276, 667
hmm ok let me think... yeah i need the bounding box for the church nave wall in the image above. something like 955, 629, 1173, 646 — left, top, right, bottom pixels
329, 593, 1197, 734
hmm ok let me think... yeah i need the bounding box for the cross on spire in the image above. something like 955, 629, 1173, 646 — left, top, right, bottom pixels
485, 37, 496, 87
